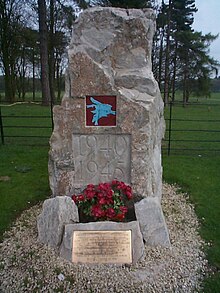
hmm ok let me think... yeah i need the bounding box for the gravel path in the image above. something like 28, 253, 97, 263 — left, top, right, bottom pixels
0, 183, 208, 292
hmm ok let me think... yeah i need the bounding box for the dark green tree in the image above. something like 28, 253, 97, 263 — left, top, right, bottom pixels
38, 0, 51, 105
172, 0, 197, 104
179, 31, 219, 102
152, 0, 167, 89
37, 0, 76, 105
0, 0, 23, 102
90, 0, 152, 8
153, 0, 216, 104
48, 0, 56, 104
166, 0, 197, 104
163, 0, 172, 105
13, 26, 39, 101
77, 0, 153, 8
47, 1, 76, 101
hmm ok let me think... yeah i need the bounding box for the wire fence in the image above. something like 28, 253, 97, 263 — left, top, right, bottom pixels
1, 99, 220, 155
163, 100, 220, 156
0, 102, 53, 146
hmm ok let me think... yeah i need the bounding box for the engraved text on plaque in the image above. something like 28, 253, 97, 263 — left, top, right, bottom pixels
72, 230, 132, 264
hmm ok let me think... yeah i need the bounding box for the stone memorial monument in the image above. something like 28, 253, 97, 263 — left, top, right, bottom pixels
38, 6, 170, 265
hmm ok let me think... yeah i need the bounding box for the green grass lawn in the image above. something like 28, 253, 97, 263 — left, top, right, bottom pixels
0, 91, 64, 104
163, 93, 220, 292
0, 104, 52, 238
0, 96, 220, 291
163, 93, 220, 156
0, 145, 50, 239
0, 103, 52, 145
163, 155, 220, 292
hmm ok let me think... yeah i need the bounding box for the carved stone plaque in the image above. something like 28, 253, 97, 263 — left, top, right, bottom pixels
72, 134, 131, 186
72, 230, 132, 264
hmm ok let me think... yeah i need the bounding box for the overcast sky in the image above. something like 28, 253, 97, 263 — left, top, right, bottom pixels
193, 0, 220, 63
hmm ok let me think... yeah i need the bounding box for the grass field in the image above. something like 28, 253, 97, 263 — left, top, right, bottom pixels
163, 93, 220, 292
0, 103, 52, 237
163, 93, 220, 155
0, 94, 220, 291
0, 145, 50, 238
0, 103, 52, 145
163, 155, 220, 292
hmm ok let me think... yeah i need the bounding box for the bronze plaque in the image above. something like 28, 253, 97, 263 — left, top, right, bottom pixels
72, 230, 132, 264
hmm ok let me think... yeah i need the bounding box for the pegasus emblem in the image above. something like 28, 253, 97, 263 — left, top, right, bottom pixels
87, 97, 116, 126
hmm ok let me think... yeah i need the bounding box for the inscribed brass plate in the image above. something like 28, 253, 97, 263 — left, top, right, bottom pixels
72, 230, 132, 264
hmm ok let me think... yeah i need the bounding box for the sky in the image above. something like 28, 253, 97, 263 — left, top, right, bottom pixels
193, 0, 220, 63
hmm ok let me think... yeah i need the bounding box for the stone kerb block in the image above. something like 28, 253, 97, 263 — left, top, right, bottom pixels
135, 197, 171, 247
60, 221, 145, 264
37, 196, 79, 248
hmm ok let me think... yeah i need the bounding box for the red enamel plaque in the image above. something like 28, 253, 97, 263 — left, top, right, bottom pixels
86, 96, 116, 127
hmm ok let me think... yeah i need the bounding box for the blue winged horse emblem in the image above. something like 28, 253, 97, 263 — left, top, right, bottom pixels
87, 97, 116, 126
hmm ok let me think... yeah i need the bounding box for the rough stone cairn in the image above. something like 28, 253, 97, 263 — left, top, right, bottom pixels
38, 7, 170, 264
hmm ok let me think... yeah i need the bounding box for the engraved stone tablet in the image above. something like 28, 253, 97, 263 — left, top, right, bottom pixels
72, 230, 132, 264
72, 134, 131, 186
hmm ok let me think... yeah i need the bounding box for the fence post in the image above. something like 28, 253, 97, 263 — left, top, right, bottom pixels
167, 101, 173, 155
0, 106, 5, 145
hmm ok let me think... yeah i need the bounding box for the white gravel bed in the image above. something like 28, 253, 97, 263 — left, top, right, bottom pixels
0, 183, 208, 292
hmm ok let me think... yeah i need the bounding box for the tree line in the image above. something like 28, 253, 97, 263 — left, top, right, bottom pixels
0, 0, 219, 105
0, 0, 77, 104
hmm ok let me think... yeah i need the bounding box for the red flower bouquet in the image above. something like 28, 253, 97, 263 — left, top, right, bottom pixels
72, 180, 132, 221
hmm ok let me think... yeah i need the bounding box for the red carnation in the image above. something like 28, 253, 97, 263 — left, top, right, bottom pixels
106, 189, 113, 199
120, 206, 128, 213
85, 190, 96, 200
91, 205, 105, 218
126, 191, 132, 199
98, 197, 106, 205
72, 195, 77, 203
112, 180, 119, 186
78, 194, 85, 201
117, 181, 127, 191
114, 213, 125, 220
73, 181, 132, 222
106, 208, 116, 219
97, 191, 104, 199
87, 184, 95, 190
105, 197, 114, 205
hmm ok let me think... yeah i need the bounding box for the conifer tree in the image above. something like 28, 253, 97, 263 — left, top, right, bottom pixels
38, 0, 51, 106
0, 0, 22, 102
85, 0, 152, 9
